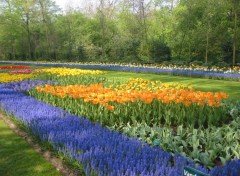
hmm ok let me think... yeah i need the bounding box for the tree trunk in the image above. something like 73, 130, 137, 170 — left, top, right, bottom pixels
6, 0, 15, 60
170, 0, 174, 12
99, 0, 106, 58
233, 9, 237, 65
205, 22, 210, 64
26, 13, 32, 60
38, 0, 51, 58
178, 33, 186, 59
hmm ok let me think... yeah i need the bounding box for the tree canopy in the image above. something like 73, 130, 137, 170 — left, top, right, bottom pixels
0, 0, 239, 65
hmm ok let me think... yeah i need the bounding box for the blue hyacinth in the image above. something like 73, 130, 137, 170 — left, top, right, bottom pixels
5, 79, 55, 92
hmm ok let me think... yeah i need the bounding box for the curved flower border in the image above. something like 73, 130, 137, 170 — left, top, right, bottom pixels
1, 61, 240, 80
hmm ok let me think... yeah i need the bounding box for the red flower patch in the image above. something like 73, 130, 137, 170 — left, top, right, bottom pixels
9, 69, 33, 74
0, 65, 30, 70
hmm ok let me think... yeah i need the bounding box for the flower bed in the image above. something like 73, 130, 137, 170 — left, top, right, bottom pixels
0, 65, 30, 70
5, 80, 55, 92
0, 73, 34, 83
0, 65, 35, 83
1, 61, 240, 80
9, 69, 33, 74
37, 67, 107, 76
4, 76, 240, 170
0, 63, 239, 175
0, 84, 239, 175
33, 79, 229, 127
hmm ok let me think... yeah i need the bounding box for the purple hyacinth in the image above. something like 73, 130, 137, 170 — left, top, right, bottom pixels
5, 80, 55, 92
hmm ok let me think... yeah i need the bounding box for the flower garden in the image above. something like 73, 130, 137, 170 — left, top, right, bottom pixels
0, 63, 240, 176
1, 61, 240, 80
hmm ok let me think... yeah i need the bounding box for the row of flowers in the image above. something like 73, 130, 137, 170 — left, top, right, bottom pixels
1, 61, 240, 79
0, 73, 34, 83
0, 65, 30, 70
0, 84, 239, 175
9, 69, 33, 74
35, 82, 227, 107
0, 65, 33, 75
37, 68, 107, 76
5, 80, 55, 92
32, 77, 229, 128
0, 67, 106, 83
2, 61, 240, 73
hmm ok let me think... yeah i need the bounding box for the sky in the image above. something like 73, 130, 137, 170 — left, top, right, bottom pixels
54, 0, 96, 11
54, 0, 82, 11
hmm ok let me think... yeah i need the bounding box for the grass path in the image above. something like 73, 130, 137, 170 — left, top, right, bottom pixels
0, 114, 65, 176
103, 71, 240, 99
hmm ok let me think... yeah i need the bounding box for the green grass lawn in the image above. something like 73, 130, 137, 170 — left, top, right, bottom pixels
103, 71, 240, 100
0, 118, 62, 176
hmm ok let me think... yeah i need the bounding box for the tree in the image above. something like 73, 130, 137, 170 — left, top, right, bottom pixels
0, 0, 240, 64
230, 0, 240, 65
36, 0, 59, 60
0, 0, 22, 60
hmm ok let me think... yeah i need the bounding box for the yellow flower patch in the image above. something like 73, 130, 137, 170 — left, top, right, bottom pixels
37, 68, 106, 76
0, 73, 33, 83
108, 78, 192, 91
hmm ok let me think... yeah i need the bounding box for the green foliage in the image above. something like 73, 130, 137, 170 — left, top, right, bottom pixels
104, 71, 240, 99
150, 39, 171, 63
1, 0, 239, 64
29, 72, 235, 128
29, 84, 238, 129
37, 73, 107, 86
114, 115, 240, 168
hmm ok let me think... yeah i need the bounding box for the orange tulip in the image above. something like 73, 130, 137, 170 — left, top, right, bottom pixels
36, 78, 229, 108
107, 105, 115, 111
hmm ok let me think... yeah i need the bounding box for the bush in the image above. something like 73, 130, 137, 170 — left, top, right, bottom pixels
149, 39, 171, 63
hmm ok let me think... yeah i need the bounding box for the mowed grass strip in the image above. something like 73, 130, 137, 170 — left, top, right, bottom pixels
103, 71, 240, 100
0, 117, 62, 176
